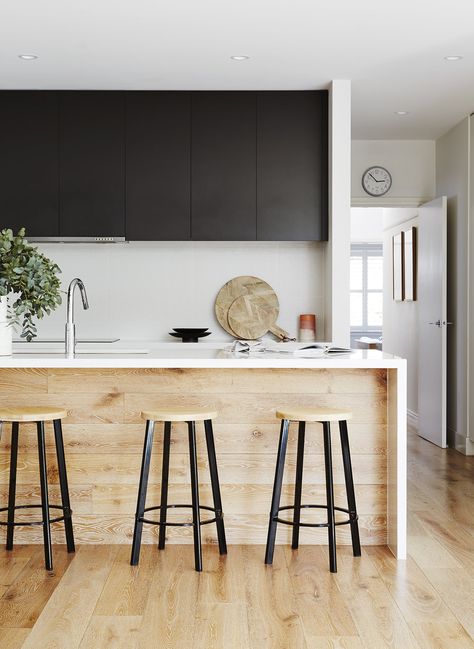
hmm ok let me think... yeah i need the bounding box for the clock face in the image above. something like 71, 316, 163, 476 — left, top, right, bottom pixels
362, 166, 392, 197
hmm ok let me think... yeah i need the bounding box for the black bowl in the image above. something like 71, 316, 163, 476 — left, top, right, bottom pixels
169, 331, 212, 342
172, 328, 209, 334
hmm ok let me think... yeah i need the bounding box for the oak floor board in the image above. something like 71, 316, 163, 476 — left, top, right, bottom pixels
408, 511, 474, 639
243, 546, 307, 649
20, 545, 118, 649
194, 603, 250, 649
138, 545, 200, 649
333, 547, 423, 649
0, 545, 35, 597
0, 627, 31, 649
78, 615, 142, 649
0, 546, 73, 629
93, 545, 155, 616
284, 545, 359, 639
366, 546, 474, 649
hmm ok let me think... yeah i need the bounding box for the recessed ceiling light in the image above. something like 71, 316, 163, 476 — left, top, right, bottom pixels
18, 54, 38, 60
444, 55, 463, 61
395, 111, 410, 116
230, 55, 249, 61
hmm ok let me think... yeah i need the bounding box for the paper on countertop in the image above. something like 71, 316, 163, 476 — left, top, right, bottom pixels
229, 340, 267, 353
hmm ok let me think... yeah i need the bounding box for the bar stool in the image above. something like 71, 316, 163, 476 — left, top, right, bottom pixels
0, 406, 75, 570
264, 406, 361, 573
130, 407, 227, 571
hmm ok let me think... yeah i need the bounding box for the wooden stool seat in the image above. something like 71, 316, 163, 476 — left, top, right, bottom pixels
276, 406, 353, 423
0, 406, 68, 422
140, 407, 218, 422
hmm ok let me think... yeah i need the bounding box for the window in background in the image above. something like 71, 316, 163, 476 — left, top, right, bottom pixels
350, 244, 383, 343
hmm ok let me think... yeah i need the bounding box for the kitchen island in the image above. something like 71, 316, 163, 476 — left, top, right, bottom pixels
0, 344, 406, 558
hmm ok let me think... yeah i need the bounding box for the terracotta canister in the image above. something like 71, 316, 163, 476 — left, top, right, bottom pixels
299, 314, 316, 342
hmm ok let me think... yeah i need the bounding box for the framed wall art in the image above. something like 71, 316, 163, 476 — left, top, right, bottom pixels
404, 226, 417, 301
392, 232, 404, 301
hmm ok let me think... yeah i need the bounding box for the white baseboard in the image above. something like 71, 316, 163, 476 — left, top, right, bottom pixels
447, 427, 474, 455
407, 409, 418, 430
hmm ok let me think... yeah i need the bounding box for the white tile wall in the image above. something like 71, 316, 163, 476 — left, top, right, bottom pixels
32, 241, 326, 342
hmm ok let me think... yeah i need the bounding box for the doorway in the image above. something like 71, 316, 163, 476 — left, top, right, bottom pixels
350, 206, 419, 422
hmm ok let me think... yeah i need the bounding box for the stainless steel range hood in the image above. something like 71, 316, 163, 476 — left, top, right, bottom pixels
28, 236, 127, 244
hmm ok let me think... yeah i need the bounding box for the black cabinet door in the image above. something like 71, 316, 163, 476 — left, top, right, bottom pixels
126, 92, 190, 240
0, 91, 59, 237
257, 91, 328, 241
191, 92, 256, 240
59, 92, 125, 237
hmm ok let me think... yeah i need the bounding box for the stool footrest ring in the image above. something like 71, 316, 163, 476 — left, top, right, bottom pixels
139, 504, 223, 527
274, 504, 358, 528
0, 504, 71, 527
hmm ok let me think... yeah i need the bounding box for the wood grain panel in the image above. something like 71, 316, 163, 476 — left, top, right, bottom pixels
48, 367, 387, 395
0, 368, 48, 394
0, 367, 388, 545
91, 483, 387, 515
124, 392, 387, 424
0, 422, 387, 456
0, 514, 387, 546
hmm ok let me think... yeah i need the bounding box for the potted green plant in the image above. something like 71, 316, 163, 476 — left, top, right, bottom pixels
0, 228, 62, 354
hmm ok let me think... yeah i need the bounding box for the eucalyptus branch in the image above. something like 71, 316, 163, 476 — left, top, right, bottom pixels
0, 228, 62, 341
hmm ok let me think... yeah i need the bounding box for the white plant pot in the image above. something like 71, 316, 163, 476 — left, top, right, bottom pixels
0, 297, 13, 356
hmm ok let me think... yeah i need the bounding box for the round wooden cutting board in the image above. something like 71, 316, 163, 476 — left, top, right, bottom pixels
227, 294, 278, 340
214, 275, 291, 340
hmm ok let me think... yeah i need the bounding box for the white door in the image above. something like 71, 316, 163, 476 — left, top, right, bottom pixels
418, 196, 448, 447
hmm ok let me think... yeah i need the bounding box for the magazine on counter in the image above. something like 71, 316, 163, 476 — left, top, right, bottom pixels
292, 343, 353, 356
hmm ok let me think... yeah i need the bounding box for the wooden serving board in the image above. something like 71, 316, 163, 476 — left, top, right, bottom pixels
215, 275, 291, 340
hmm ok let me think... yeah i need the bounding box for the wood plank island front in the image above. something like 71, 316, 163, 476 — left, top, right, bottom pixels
0, 346, 407, 559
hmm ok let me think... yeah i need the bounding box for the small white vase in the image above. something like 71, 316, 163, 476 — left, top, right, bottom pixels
0, 297, 13, 356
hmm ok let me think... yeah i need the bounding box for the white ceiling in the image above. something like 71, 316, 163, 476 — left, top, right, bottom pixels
2, 0, 474, 139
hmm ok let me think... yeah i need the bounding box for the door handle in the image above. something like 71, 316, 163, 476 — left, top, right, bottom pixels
428, 320, 453, 327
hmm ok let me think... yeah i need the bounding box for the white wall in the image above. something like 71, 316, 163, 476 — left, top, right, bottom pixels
326, 80, 351, 345
351, 207, 384, 243
436, 117, 470, 453
352, 140, 435, 207
31, 241, 326, 342
382, 209, 419, 415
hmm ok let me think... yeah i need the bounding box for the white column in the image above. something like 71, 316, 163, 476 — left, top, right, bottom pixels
325, 80, 351, 346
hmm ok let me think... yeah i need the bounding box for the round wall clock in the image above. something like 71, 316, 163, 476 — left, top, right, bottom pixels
362, 166, 392, 197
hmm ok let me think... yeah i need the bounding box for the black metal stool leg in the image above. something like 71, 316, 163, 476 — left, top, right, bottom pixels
37, 421, 53, 571
323, 421, 337, 573
131, 420, 155, 566
204, 419, 227, 555
265, 419, 290, 565
188, 421, 202, 572
158, 421, 171, 550
291, 421, 306, 550
53, 419, 75, 553
6, 422, 19, 551
339, 420, 361, 557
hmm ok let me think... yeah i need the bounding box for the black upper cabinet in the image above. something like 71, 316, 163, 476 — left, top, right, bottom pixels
126, 92, 191, 240
59, 92, 125, 237
0, 91, 59, 237
257, 91, 328, 241
191, 92, 256, 240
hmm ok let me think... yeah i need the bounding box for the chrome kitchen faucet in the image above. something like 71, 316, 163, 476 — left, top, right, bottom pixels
65, 278, 89, 358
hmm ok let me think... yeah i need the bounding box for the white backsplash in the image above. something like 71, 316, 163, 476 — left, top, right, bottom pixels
31, 241, 326, 342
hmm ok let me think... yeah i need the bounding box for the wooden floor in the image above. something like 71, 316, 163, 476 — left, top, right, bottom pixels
1, 430, 474, 649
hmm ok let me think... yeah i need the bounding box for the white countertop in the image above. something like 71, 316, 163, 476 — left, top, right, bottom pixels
0, 341, 405, 369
